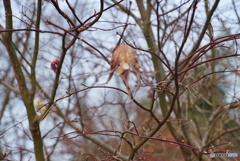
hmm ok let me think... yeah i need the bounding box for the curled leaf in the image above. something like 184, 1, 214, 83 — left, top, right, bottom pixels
51, 58, 60, 73
33, 97, 47, 115
106, 44, 140, 84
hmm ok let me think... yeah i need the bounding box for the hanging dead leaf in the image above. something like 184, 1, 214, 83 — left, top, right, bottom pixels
105, 44, 140, 84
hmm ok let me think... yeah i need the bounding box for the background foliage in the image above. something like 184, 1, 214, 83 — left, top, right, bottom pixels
0, 0, 240, 160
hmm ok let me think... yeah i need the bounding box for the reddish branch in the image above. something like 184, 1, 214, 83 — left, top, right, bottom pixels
53, 129, 231, 155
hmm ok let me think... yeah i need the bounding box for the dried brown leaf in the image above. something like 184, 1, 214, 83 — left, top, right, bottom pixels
105, 44, 140, 84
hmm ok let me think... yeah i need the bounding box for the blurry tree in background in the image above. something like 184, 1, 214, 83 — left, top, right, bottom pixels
0, 0, 240, 160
